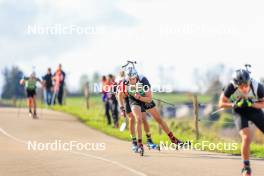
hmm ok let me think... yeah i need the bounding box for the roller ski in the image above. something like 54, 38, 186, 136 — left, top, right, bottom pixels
32, 113, 38, 119
131, 142, 138, 153
147, 140, 160, 151
137, 144, 144, 156
241, 167, 251, 176
171, 138, 191, 150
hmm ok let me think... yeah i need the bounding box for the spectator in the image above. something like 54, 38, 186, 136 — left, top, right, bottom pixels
52, 64, 66, 105
102, 74, 119, 128
42, 68, 53, 105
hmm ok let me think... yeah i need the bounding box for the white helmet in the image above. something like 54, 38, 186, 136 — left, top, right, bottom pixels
125, 67, 138, 79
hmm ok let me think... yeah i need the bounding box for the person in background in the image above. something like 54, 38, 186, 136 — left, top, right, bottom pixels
102, 74, 119, 128
109, 74, 119, 128
102, 75, 111, 125
52, 64, 66, 105
101, 75, 107, 103
42, 68, 53, 105
84, 81, 90, 109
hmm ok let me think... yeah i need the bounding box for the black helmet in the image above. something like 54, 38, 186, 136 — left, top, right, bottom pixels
233, 69, 251, 86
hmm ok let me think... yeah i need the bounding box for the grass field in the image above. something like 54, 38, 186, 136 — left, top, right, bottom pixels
1, 94, 264, 158
51, 95, 264, 158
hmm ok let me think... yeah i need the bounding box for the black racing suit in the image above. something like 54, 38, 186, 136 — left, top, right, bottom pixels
223, 81, 264, 133
127, 76, 156, 112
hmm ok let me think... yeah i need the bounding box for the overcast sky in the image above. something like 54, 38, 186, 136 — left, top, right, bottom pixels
1, 0, 264, 94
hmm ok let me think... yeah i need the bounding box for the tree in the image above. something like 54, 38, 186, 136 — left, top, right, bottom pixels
79, 74, 89, 94
91, 72, 101, 94
260, 78, 264, 85
193, 64, 233, 94
1, 66, 25, 99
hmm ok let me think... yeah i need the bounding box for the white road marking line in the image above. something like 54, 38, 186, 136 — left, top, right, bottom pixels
70, 151, 147, 176
0, 127, 147, 176
0, 128, 27, 144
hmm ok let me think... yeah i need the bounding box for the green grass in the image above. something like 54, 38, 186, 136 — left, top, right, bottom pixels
153, 93, 212, 104
1, 94, 263, 158
49, 96, 263, 158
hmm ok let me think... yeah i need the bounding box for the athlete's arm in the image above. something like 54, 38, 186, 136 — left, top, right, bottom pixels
218, 93, 234, 109
252, 83, 264, 109
133, 76, 152, 103
37, 78, 44, 87
19, 77, 28, 85
218, 83, 236, 109
134, 90, 152, 103
252, 98, 264, 109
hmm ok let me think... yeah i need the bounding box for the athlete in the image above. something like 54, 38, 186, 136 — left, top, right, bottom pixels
218, 69, 264, 176
117, 70, 159, 153
20, 72, 42, 119
118, 67, 185, 155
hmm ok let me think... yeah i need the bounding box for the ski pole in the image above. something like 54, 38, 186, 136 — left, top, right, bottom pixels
122, 60, 137, 69
152, 97, 176, 107
211, 100, 263, 115
210, 108, 225, 115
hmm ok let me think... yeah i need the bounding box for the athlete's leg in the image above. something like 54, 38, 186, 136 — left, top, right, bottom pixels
147, 107, 170, 133
142, 112, 159, 149
250, 110, 264, 134
128, 112, 136, 137
128, 112, 138, 152
28, 97, 32, 113
142, 112, 150, 134
239, 127, 252, 176
32, 95, 37, 115
131, 105, 143, 146
234, 111, 251, 175
147, 107, 182, 144
240, 128, 251, 162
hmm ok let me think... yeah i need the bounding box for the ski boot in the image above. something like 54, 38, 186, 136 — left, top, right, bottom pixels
147, 140, 160, 151
171, 138, 191, 150
137, 144, 144, 156
131, 142, 138, 153
241, 166, 251, 176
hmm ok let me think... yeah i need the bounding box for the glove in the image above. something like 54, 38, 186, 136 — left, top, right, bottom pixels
245, 98, 253, 107
120, 106, 126, 117
233, 98, 253, 108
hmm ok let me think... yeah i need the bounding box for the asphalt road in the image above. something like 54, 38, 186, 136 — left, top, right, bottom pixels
0, 108, 263, 176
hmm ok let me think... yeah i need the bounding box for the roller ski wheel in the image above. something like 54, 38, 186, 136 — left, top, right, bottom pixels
137, 145, 144, 156
28, 112, 32, 118
241, 167, 251, 176
147, 142, 160, 151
